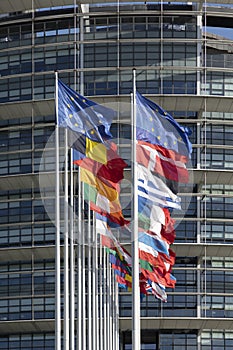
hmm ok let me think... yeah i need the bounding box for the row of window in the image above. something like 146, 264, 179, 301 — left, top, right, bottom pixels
84, 42, 197, 68
0, 221, 197, 247
0, 297, 54, 321
0, 127, 54, 151
1, 292, 233, 320
0, 149, 65, 175
120, 292, 233, 318
1, 329, 233, 350
6, 122, 233, 152
0, 14, 197, 48
0, 260, 55, 272
0, 333, 54, 350
1, 70, 233, 102
1, 42, 232, 78
0, 223, 56, 247
3, 145, 233, 176
0, 46, 75, 76
0, 272, 55, 296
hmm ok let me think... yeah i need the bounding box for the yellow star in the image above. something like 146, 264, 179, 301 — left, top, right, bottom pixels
164, 112, 167, 115
82, 99, 86, 103
75, 123, 78, 127
151, 128, 154, 132
67, 103, 70, 108
69, 114, 73, 118
157, 136, 161, 140
174, 140, 177, 145
150, 117, 153, 121
70, 96, 74, 101
91, 130, 95, 134
164, 142, 167, 146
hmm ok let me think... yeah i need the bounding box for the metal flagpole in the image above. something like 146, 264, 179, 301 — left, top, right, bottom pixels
131, 68, 141, 349
69, 147, 75, 350
92, 213, 99, 350
55, 71, 61, 350
77, 169, 82, 349
99, 241, 103, 350
107, 256, 110, 350
64, 128, 70, 350
87, 201, 92, 349
112, 264, 116, 350
112, 269, 115, 350
115, 276, 119, 350
81, 181, 86, 350
92, 212, 97, 350
103, 247, 107, 350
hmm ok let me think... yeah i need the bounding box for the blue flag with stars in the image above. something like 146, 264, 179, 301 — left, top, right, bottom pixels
57, 79, 115, 142
136, 92, 192, 159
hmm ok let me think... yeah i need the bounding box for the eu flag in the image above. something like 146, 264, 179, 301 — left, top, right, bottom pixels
136, 92, 192, 159
57, 79, 115, 142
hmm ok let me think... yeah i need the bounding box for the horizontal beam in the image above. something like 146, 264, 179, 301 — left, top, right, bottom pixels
120, 317, 233, 330
1, 0, 233, 15
2, 94, 233, 121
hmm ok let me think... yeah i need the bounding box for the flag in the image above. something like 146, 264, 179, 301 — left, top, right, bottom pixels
136, 91, 192, 159
136, 141, 189, 183
96, 213, 132, 290
91, 201, 129, 227
140, 279, 167, 302
134, 92, 192, 302
57, 79, 115, 142
108, 250, 132, 287
138, 196, 167, 234
139, 241, 173, 275
96, 213, 131, 264
138, 232, 170, 257
81, 167, 119, 200
140, 260, 176, 289
84, 183, 123, 216
160, 208, 176, 244
137, 164, 181, 210
73, 139, 127, 183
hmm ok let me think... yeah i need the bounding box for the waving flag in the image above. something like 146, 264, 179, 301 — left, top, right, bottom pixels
136, 141, 189, 183
138, 196, 166, 234
136, 91, 192, 159
134, 92, 193, 303
73, 139, 127, 184
137, 164, 181, 210
96, 213, 132, 290
138, 232, 170, 257
57, 79, 114, 142
140, 279, 167, 302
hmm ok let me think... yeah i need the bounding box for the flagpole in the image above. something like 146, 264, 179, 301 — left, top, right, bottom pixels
55, 71, 61, 350
103, 247, 107, 350
81, 181, 86, 350
69, 147, 75, 350
77, 169, 82, 349
64, 128, 70, 350
93, 213, 99, 350
115, 276, 119, 350
99, 241, 103, 350
92, 211, 96, 350
87, 201, 92, 349
131, 68, 141, 349
107, 257, 111, 350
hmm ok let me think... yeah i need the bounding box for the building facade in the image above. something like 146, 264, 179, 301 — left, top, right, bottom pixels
1, 0, 233, 349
